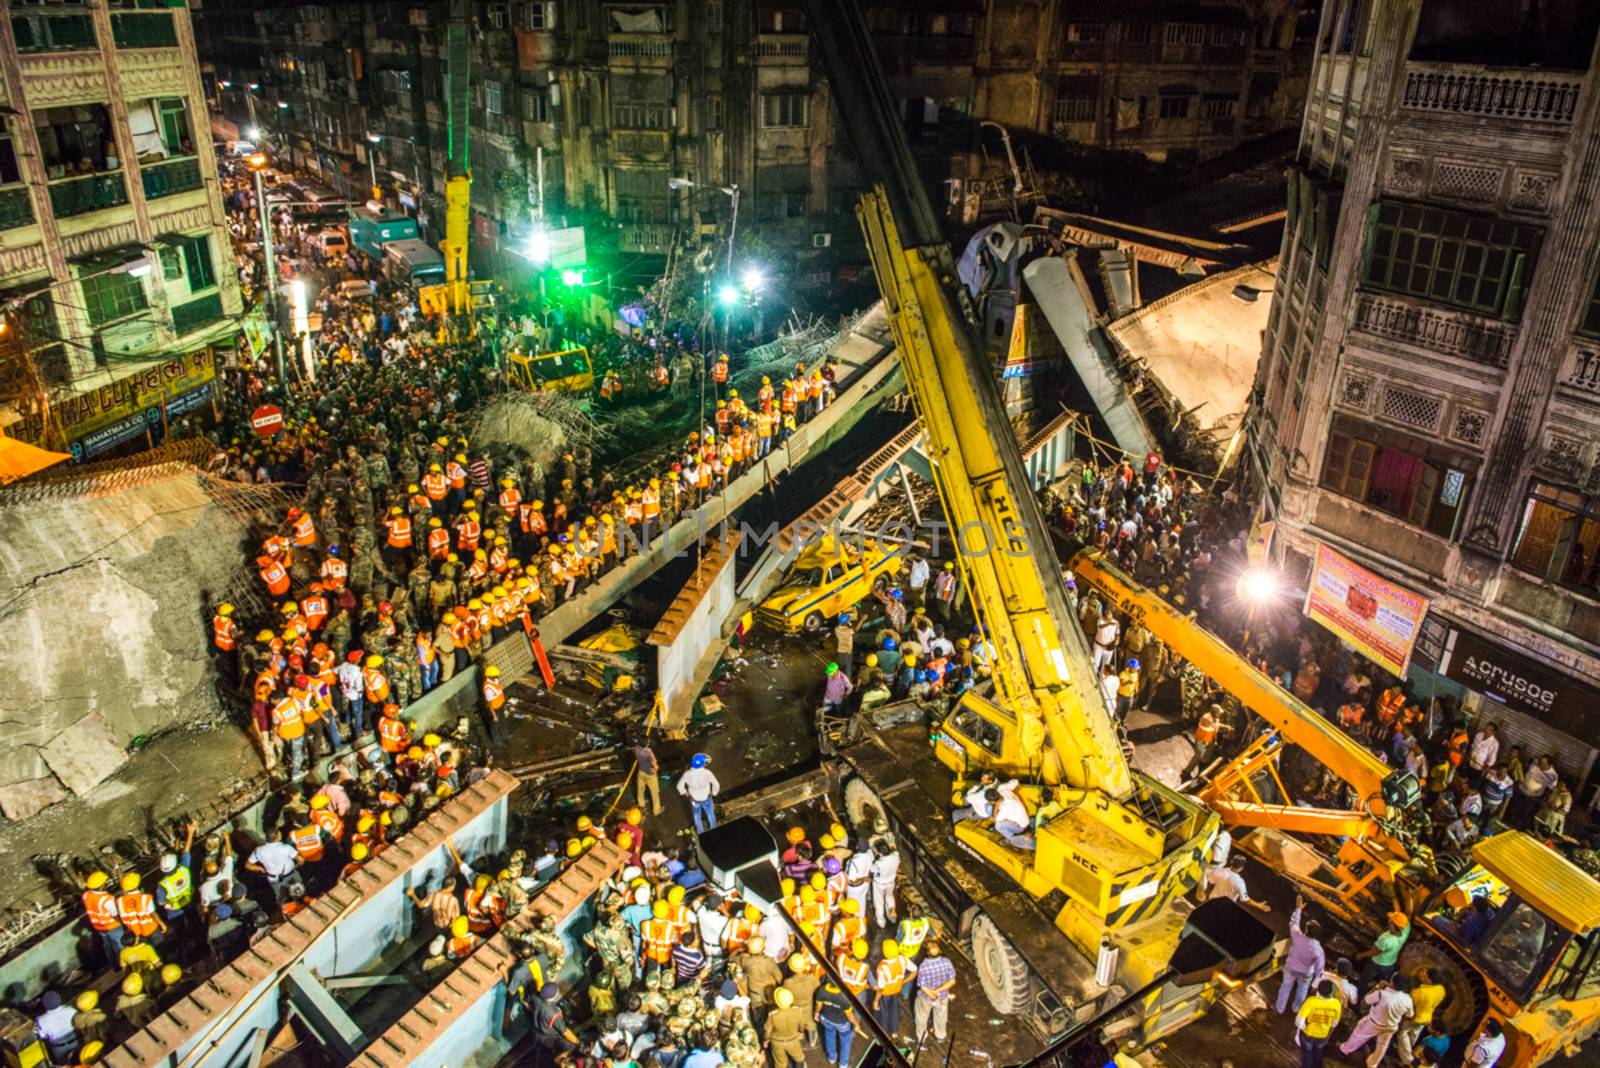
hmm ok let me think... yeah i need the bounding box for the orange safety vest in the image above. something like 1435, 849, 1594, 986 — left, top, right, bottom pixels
273, 696, 305, 740
1338, 703, 1364, 728
499, 490, 521, 516
829, 914, 863, 952
428, 528, 451, 559
118, 892, 158, 937
321, 557, 347, 589
290, 824, 324, 861
1195, 717, 1218, 746
260, 559, 290, 595
417, 636, 437, 665
799, 901, 828, 930
448, 932, 480, 959
836, 954, 869, 996
465, 887, 502, 933
640, 917, 675, 963
378, 715, 409, 753
312, 808, 344, 842
364, 667, 390, 702
1377, 688, 1406, 724
723, 917, 757, 954
291, 513, 317, 546
456, 520, 480, 551
213, 615, 237, 652
422, 472, 448, 500
874, 956, 910, 996
446, 461, 467, 489
713, 360, 728, 383
386, 516, 413, 548
484, 678, 506, 710
301, 596, 329, 631
84, 890, 121, 931
642, 487, 660, 517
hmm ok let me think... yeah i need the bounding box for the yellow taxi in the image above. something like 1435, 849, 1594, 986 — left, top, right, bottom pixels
508, 346, 595, 395
758, 535, 904, 634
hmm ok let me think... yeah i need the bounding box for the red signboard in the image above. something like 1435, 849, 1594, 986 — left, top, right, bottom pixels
251, 404, 284, 436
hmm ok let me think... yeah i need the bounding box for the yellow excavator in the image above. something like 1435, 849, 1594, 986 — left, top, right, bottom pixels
805, 0, 1273, 1054
1067, 550, 1600, 1064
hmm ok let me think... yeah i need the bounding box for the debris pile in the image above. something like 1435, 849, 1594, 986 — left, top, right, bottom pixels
472, 390, 596, 467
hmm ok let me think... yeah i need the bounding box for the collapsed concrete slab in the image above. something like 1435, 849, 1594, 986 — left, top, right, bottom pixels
0, 453, 279, 818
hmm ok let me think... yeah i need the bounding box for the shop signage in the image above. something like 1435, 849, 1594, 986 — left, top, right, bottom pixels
1444, 628, 1600, 738
1304, 543, 1430, 678
10, 348, 217, 448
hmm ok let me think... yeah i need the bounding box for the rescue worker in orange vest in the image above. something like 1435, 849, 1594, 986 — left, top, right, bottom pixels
378, 703, 411, 757
422, 464, 449, 509
829, 897, 865, 955
427, 517, 451, 561
446, 453, 469, 510
300, 584, 329, 632
116, 873, 164, 944
310, 793, 344, 847
481, 665, 508, 747
498, 478, 522, 524
289, 817, 326, 870
82, 871, 124, 965
211, 602, 239, 691
662, 885, 691, 935
417, 631, 440, 693
836, 938, 871, 998
640, 900, 676, 967
340, 842, 372, 881
288, 506, 317, 548
712, 354, 729, 392
1181, 704, 1232, 782
714, 399, 731, 437
455, 511, 482, 554
723, 902, 761, 956
385, 507, 413, 571
364, 655, 391, 704
257, 555, 290, 599
652, 361, 670, 389
1338, 700, 1365, 733
319, 545, 347, 591
465, 874, 503, 935
871, 938, 914, 1035
273, 684, 308, 779
1373, 685, 1407, 745
447, 915, 479, 960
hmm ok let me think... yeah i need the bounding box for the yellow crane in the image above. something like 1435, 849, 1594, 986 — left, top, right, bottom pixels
804, 0, 1270, 1050
1068, 548, 1600, 1065
416, 0, 474, 335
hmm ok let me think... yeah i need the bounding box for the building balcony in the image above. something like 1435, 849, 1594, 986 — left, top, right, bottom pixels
11, 11, 95, 53
608, 36, 673, 63
171, 292, 225, 335
1558, 342, 1600, 400
618, 223, 674, 253
111, 11, 177, 49
48, 172, 129, 219
755, 34, 808, 62
0, 187, 35, 231
1350, 291, 1514, 370
1400, 62, 1583, 125
141, 157, 203, 200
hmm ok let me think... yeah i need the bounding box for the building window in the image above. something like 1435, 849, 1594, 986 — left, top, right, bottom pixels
614, 167, 669, 223
485, 80, 503, 115
181, 234, 215, 291
705, 1, 723, 34
524, 86, 551, 123
1363, 201, 1542, 320
758, 8, 805, 33
1065, 23, 1106, 42
706, 94, 723, 131
613, 102, 670, 130
762, 93, 809, 128
578, 86, 593, 126
758, 191, 807, 220
1052, 96, 1097, 123
0, 125, 22, 186
1120, 22, 1155, 44
1201, 94, 1236, 118
1158, 94, 1192, 118
1319, 418, 1473, 538
1512, 483, 1600, 594
1579, 268, 1600, 337
1164, 23, 1206, 45
521, 1, 554, 30
81, 270, 148, 327
379, 69, 412, 110
1207, 25, 1245, 46
34, 104, 117, 177
487, 3, 509, 30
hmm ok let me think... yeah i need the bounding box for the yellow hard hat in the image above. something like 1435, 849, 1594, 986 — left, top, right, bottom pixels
576, 815, 593, 832
625, 807, 643, 825
391, 506, 403, 515
865, 653, 878, 666
357, 814, 376, 833
407, 484, 420, 494
80, 1041, 104, 1065
76, 990, 98, 1012
423, 733, 442, 748
819, 833, 835, 850
790, 953, 810, 973
652, 900, 669, 919
407, 745, 424, 760
430, 463, 442, 472
468, 599, 484, 610
310, 794, 329, 810
566, 838, 582, 857
121, 872, 140, 892
616, 830, 635, 850
667, 885, 685, 905
443, 612, 459, 624
743, 903, 762, 922
781, 877, 796, 896
841, 898, 860, 915
830, 822, 847, 841
800, 886, 818, 904
475, 874, 491, 891
160, 963, 182, 987
451, 916, 470, 937
809, 872, 826, 890
86, 871, 108, 890
367, 654, 384, 668
121, 974, 143, 996
429, 517, 442, 527
882, 939, 901, 959
485, 665, 501, 678
218, 603, 234, 616
851, 938, 868, 958
352, 843, 369, 861
904, 654, 917, 667
281, 601, 298, 614
772, 987, 794, 1009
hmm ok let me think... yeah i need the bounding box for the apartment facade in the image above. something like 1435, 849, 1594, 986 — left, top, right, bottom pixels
1247, 0, 1600, 789
0, 0, 243, 457
196, 0, 1310, 292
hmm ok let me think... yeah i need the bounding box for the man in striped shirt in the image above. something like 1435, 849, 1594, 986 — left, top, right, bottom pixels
467, 454, 492, 491
671, 930, 706, 986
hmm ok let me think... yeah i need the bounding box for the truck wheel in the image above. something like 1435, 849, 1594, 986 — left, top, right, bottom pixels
1399, 936, 1487, 1038
803, 611, 825, 633
971, 913, 1030, 1015
843, 775, 886, 834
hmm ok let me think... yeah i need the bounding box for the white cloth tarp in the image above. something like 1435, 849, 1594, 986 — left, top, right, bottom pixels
127, 100, 167, 160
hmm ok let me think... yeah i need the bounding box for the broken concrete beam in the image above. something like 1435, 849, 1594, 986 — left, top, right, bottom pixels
41, 712, 127, 797
0, 776, 69, 821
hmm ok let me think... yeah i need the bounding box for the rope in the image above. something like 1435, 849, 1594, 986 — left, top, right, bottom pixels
599, 689, 664, 822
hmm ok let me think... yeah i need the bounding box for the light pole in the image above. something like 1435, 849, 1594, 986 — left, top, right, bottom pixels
247, 152, 286, 387
669, 177, 740, 346
366, 132, 381, 202
244, 83, 260, 140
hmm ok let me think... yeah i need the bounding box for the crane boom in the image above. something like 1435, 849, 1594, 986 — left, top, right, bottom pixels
809, 2, 1127, 796
441, 0, 472, 319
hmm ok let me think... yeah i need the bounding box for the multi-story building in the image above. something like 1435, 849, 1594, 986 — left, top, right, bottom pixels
0, 0, 243, 457
195, 0, 1311, 294
1247, 0, 1600, 791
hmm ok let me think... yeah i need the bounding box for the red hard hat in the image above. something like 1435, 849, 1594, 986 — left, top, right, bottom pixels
287, 507, 301, 519
294, 673, 310, 688
379, 601, 392, 613
347, 651, 362, 663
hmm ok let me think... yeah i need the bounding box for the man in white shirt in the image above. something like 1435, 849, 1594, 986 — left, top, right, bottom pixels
1210, 827, 1233, 866
906, 555, 930, 608
868, 841, 901, 928
758, 907, 791, 961
992, 784, 1034, 850
1092, 611, 1120, 673
1338, 976, 1414, 1067
952, 774, 1008, 823
1204, 856, 1271, 913
1468, 723, 1500, 775
697, 896, 730, 963
1465, 1019, 1507, 1066
676, 753, 721, 834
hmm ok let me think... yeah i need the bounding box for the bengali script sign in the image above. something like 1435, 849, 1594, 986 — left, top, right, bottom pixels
1303, 543, 1430, 678
11, 348, 215, 446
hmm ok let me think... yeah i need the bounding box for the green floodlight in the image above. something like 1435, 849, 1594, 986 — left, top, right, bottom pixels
561, 269, 584, 286
716, 284, 740, 307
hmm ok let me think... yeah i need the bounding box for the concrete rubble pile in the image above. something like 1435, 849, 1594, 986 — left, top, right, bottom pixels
472, 390, 593, 468
0, 463, 261, 820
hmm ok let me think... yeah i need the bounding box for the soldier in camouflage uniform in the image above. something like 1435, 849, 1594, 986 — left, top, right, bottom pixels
639, 970, 671, 1018
1180, 660, 1210, 723
723, 1012, 762, 1068
365, 451, 391, 494
585, 911, 635, 991
527, 912, 565, 973
407, 560, 432, 629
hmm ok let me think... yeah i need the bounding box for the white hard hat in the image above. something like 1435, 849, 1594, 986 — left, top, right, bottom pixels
159, 854, 177, 874
429, 936, 447, 956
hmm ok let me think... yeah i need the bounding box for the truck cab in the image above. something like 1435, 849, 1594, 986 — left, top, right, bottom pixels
382, 238, 446, 287
507, 347, 595, 396
758, 535, 903, 634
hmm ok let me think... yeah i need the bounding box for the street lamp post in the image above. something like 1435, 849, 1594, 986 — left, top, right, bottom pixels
247, 153, 286, 386
244, 83, 260, 140
366, 132, 381, 202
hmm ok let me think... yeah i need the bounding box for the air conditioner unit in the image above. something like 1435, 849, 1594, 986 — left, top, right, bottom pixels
811, 232, 832, 248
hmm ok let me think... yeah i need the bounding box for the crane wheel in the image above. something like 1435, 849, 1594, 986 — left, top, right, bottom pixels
971, 913, 1029, 1015
1398, 935, 1488, 1038
842, 775, 886, 835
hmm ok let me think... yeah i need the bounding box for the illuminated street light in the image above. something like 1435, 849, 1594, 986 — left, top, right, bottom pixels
561, 269, 584, 287
716, 285, 740, 307
246, 126, 261, 141
527, 229, 551, 265
741, 267, 764, 293
1237, 568, 1279, 604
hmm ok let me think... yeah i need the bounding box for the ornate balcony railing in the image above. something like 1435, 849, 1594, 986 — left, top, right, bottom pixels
0, 187, 35, 231
48, 172, 129, 219
1400, 62, 1583, 124
141, 157, 203, 200
1351, 291, 1513, 369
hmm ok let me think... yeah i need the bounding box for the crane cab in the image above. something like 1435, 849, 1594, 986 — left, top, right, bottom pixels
1407, 832, 1600, 1065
